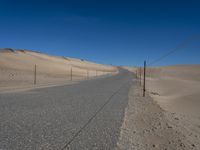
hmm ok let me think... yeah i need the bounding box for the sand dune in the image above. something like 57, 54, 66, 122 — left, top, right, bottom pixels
120, 65, 200, 149
140, 65, 200, 149
0, 48, 117, 90
144, 65, 200, 115
122, 66, 137, 73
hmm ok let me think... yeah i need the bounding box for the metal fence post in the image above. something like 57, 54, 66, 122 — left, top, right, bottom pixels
140, 67, 142, 86
70, 67, 72, 81
136, 70, 138, 79
143, 61, 146, 97
87, 70, 89, 79
34, 64, 36, 85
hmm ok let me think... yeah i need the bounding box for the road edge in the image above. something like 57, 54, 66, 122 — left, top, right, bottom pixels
115, 79, 198, 150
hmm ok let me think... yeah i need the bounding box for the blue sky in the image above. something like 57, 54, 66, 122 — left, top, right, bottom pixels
0, 0, 200, 66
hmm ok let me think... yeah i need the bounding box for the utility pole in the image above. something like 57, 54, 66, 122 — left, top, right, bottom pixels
87, 70, 89, 79
143, 61, 146, 97
34, 64, 36, 85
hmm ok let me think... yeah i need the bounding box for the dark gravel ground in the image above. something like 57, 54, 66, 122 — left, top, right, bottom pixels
0, 70, 133, 150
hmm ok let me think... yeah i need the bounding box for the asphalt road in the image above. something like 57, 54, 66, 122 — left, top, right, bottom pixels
0, 70, 133, 150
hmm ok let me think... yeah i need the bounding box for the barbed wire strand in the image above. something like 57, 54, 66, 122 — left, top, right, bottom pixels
148, 34, 200, 66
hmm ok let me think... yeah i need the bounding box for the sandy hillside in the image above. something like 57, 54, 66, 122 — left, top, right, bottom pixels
122, 66, 137, 73
144, 65, 200, 115
116, 81, 200, 150
130, 65, 200, 149
116, 65, 200, 149
0, 48, 117, 90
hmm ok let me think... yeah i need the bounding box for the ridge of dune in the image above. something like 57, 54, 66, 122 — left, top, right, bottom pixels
0, 48, 15, 53
0, 48, 117, 89
0, 48, 116, 71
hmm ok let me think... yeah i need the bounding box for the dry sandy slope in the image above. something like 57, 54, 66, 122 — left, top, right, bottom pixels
125, 65, 200, 117
145, 65, 200, 115
122, 66, 137, 73
116, 65, 200, 149
145, 66, 200, 149
116, 81, 200, 150
0, 48, 117, 90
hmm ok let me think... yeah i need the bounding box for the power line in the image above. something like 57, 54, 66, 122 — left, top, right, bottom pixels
148, 34, 200, 66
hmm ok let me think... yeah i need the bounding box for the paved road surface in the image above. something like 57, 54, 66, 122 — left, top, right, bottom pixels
0, 70, 133, 150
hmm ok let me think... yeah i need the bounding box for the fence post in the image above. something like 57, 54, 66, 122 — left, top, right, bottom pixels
70, 67, 72, 81
143, 61, 146, 97
87, 70, 89, 79
136, 70, 138, 79
140, 67, 142, 86
34, 64, 36, 85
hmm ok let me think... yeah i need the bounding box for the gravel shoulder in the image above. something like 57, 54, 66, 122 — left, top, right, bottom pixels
116, 79, 200, 150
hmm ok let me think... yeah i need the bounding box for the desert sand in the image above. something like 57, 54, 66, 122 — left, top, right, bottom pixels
1, 48, 200, 149
124, 65, 200, 115
116, 81, 200, 150
0, 48, 117, 92
117, 65, 200, 149
145, 65, 200, 115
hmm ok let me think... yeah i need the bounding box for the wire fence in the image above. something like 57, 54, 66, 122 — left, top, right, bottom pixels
135, 34, 200, 96
0, 64, 118, 89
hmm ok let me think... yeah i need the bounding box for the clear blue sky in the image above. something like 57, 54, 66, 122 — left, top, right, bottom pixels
0, 0, 200, 66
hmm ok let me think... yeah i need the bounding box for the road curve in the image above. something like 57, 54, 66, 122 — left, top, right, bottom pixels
0, 69, 133, 150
